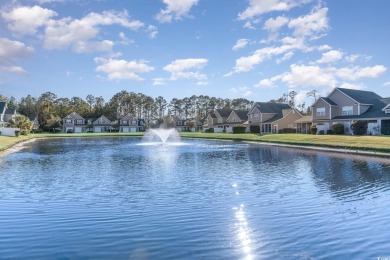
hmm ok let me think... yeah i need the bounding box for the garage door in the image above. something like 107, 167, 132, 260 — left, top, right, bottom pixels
130, 128, 137, 132
74, 127, 82, 133
94, 127, 101, 133
122, 127, 129, 132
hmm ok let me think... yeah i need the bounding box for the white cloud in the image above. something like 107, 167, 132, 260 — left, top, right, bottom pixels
317, 50, 343, 64
238, 0, 311, 20
1, 5, 57, 35
263, 16, 289, 32
254, 78, 275, 88
232, 39, 249, 51
153, 78, 166, 85
94, 57, 154, 81
243, 21, 256, 30
339, 82, 366, 90
230, 86, 253, 97
44, 10, 144, 53
288, 7, 328, 39
276, 51, 294, 63
146, 25, 158, 39
383, 82, 390, 87
163, 58, 208, 81
336, 65, 387, 81
0, 38, 33, 74
281, 64, 337, 89
155, 0, 199, 23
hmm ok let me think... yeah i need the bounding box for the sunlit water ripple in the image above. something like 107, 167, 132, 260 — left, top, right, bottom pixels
0, 137, 390, 259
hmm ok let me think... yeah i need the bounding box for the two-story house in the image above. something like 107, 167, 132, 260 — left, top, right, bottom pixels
204, 109, 233, 132
119, 113, 144, 132
63, 112, 86, 133
92, 115, 112, 133
225, 110, 249, 133
312, 88, 390, 135
248, 102, 303, 133
0, 102, 7, 127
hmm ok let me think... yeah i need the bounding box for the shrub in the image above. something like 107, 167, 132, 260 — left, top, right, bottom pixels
205, 128, 214, 133
232, 126, 246, 134
326, 130, 333, 135
278, 128, 296, 134
222, 129, 226, 133
250, 125, 260, 134
20, 130, 29, 135
332, 123, 344, 135
14, 130, 20, 137
310, 125, 317, 135
351, 120, 368, 135
31, 129, 43, 133
318, 130, 325, 135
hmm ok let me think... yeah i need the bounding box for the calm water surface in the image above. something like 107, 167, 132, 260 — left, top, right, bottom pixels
0, 137, 390, 259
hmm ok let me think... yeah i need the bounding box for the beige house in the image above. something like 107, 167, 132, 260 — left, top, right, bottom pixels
225, 110, 249, 133
63, 112, 86, 133
204, 109, 233, 132
247, 102, 303, 133
119, 113, 144, 132
92, 115, 112, 132
312, 88, 390, 135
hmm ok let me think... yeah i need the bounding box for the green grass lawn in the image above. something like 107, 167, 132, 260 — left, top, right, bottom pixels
1, 132, 389, 154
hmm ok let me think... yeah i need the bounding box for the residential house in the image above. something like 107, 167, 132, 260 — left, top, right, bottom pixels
92, 115, 112, 132
295, 116, 313, 134
63, 112, 86, 133
247, 102, 303, 133
0, 102, 6, 127
119, 113, 144, 132
28, 116, 40, 130
204, 109, 233, 132
225, 110, 249, 133
311, 88, 390, 135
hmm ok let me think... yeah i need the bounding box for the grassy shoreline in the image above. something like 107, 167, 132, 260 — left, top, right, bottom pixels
1, 132, 389, 155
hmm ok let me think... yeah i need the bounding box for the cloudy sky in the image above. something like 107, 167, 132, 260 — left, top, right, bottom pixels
1, 0, 389, 105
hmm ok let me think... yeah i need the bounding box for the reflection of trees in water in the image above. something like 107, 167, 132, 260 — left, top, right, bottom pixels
308, 153, 390, 200
246, 144, 390, 200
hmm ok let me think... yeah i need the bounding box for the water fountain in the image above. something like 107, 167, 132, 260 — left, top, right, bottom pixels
141, 128, 182, 144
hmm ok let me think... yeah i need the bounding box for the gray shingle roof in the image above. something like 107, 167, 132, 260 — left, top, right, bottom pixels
233, 110, 249, 121
333, 98, 390, 120
337, 88, 382, 103
216, 109, 232, 118
0, 102, 6, 114
253, 102, 292, 123
321, 97, 337, 106
5, 108, 16, 114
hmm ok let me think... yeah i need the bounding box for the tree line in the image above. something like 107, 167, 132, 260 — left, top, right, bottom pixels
0, 89, 318, 131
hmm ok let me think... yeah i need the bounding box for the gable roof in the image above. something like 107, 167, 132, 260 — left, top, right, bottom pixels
207, 112, 216, 119
0, 102, 6, 114
215, 109, 232, 118
233, 110, 249, 121
321, 97, 337, 106
336, 88, 382, 104
253, 102, 292, 114
333, 98, 390, 120
64, 112, 84, 120
5, 108, 16, 115
93, 115, 111, 124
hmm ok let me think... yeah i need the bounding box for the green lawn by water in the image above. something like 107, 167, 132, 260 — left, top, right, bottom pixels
1, 132, 389, 154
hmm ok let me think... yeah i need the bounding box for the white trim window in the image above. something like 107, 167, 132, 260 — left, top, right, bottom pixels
342, 106, 353, 115
316, 107, 325, 116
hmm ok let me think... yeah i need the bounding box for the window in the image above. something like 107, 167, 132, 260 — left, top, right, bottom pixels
385, 108, 390, 114
76, 120, 83, 124
254, 114, 259, 120
122, 120, 127, 124
342, 106, 353, 115
132, 120, 137, 124
316, 107, 325, 116
65, 119, 72, 124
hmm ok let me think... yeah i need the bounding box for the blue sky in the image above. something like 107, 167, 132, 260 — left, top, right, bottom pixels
1, 0, 389, 105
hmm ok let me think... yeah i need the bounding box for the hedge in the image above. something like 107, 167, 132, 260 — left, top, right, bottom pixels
232, 126, 246, 134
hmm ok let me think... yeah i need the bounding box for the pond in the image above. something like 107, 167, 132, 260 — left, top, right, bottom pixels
0, 137, 390, 259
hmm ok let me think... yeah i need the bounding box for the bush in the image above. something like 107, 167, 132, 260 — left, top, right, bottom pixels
326, 130, 333, 135
250, 125, 260, 134
310, 125, 317, 135
20, 130, 29, 135
222, 129, 226, 133
232, 126, 246, 134
332, 123, 344, 135
14, 130, 20, 137
318, 130, 325, 135
278, 128, 296, 134
31, 129, 43, 133
351, 120, 368, 135
205, 128, 214, 133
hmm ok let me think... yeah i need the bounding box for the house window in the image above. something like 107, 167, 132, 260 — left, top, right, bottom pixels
122, 120, 127, 124
177, 121, 182, 125
316, 107, 325, 116
76, 120, 83, 124
261, 124, 271, 133
342, 106, 353, 115
385, 109, 390, 114
254, 114, 259, 120
132, 120, 137, 124
65, 119, 72, 124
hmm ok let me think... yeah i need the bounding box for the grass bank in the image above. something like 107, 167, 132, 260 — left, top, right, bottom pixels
1, 132, 389, 154
180, 132, 390, 154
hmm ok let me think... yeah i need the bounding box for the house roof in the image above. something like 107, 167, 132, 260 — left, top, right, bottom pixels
0, 102, 6, 114
5, 108, 16, 114
254, 102, 292, 114
233, 110, 249, 121
337, 88, 382, 104
332, 98, 390, 120
215, 109, 232, 118
64, 112, 84, 120
208, 112, 216, 118
321, 97, 337, 106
